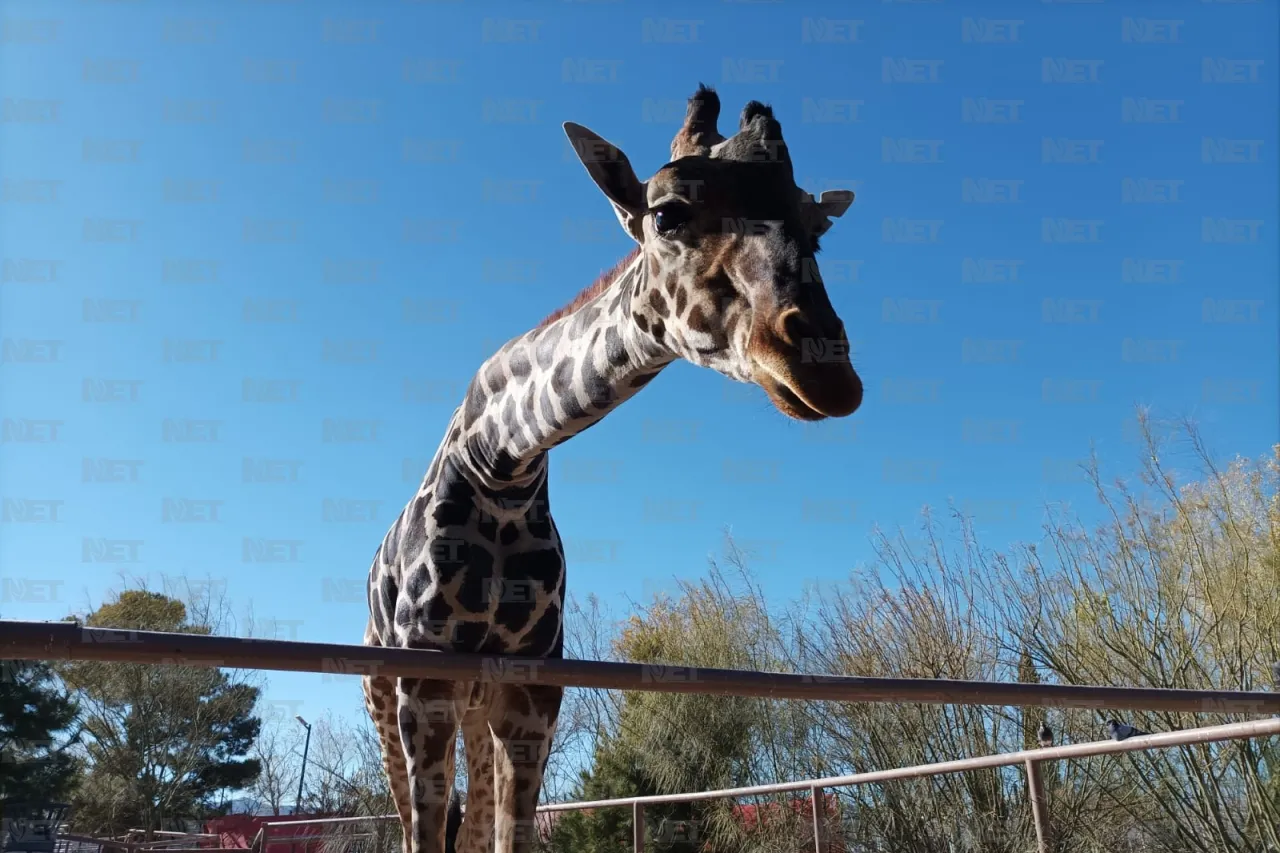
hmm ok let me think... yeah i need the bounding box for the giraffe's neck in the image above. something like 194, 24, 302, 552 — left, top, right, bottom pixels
451, 254, 673, 493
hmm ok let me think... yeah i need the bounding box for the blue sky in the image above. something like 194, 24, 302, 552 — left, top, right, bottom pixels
2, 0, 1277, 734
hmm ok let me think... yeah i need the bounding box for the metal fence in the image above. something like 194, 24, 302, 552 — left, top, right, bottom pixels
52, 837, 101, 853
51, 833, 241, 853
250, 718, 1280, 853
6, 619, 1279, 853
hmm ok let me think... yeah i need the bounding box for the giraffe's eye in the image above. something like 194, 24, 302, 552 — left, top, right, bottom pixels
653, 203, 692, 236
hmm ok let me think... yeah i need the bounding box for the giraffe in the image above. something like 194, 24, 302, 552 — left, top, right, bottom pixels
362, 84, 863, 853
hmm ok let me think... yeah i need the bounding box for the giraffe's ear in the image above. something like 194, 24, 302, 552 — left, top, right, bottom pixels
817, 189, 855, 219
801, 189, 855, 238
564, 122, 647, 243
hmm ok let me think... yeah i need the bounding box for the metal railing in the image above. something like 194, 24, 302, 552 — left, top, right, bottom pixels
52, 835, 239, 853
5, 621, 1277, 715
5, 619, 1278, 853
249, 719, 1280, 853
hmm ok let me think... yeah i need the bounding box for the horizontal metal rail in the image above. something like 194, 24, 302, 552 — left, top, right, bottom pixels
259, 834, 380, 844
538, 718, 1280, 809
5, 620, 1278, 714
52, 837, 239, 853
57, 834, 115, 848
252, 718, 1280, 828
129, 838, 222, 849
259, 817, 397, 829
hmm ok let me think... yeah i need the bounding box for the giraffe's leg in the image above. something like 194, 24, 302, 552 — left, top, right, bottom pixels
489, 684, 563, 853
454, 710, 496, 853
364, 674, 413, 853
397, 677, 459, 853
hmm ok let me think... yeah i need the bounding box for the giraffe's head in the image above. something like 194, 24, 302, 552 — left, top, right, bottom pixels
564, 85, 862, 421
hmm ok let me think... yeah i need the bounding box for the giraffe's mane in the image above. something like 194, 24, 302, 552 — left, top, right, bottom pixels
535, 247, 642, 329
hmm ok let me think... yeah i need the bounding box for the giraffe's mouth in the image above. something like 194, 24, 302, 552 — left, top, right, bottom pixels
751, 349, 863, 421
772, 382, 827, 422
752, 364, 828, 421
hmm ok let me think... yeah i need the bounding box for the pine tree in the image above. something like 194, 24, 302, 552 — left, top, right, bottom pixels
0, 658, 81, 801
544, 730, 701, 853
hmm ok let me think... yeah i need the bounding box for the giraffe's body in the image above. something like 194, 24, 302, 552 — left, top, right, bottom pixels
365, 85, 863, 853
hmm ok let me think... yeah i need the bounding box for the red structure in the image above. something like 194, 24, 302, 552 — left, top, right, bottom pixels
533, 791, 845, 851
732, 791, 845, 853
202, 815, 335, 853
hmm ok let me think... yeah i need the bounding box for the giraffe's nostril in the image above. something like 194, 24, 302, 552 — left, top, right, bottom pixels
776, 307, 821, 351
774, 307, 798, 345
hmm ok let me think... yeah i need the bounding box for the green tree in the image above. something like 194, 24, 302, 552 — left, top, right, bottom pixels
545, 733, 643, 853
58, 590, 261, 835
549, 545, 821, 853
545, 729, 702, 853
0, 659, 81, 801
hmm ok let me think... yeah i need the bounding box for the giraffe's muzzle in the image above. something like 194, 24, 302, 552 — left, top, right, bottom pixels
750, 307, 862, 420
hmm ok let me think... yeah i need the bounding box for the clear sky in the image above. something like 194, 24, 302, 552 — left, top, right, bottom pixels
2, 0, 1277, 732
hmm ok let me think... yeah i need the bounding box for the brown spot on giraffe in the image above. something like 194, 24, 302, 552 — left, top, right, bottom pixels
647, 288, 669, 317
687, 304, 709, 334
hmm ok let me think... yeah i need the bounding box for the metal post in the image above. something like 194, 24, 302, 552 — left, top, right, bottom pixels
632, 802, 644, 853
810, 786, 824, 853
295, 716, 313, 814
1024, 759, 1051, 853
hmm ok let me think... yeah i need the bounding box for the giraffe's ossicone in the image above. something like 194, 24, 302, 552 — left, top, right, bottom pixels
364, 84, 862, 853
